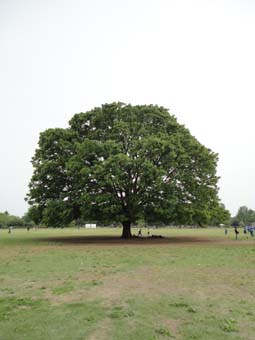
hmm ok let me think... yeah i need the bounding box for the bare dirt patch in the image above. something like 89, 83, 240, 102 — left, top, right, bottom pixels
44, 263, 255, 307
162, 319, 183, 338
36, 235, 239, 247
43, 265, 200, 305
88, 318, 112, 340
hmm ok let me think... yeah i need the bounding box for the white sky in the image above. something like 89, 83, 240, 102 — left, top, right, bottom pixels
0, 0, 255, 217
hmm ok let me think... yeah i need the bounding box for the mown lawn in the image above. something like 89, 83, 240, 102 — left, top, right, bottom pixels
0, 227, 255, 340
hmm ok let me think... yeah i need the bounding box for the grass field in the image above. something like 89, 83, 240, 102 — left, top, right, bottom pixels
0, 227, 255, 340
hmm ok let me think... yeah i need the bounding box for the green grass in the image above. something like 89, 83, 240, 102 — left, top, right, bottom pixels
0, 227, 255, 339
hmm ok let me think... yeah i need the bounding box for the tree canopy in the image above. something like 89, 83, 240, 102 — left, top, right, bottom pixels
232, 206, 255, 226
0, 211, 24, 227
27, 103, 223, 237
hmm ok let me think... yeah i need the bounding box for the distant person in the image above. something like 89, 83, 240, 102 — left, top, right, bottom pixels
224, 227, 228, 235
27, 226, 30, 232
249, 226, 254, 237
138, 228, 142, 237
234, 227, 239, 240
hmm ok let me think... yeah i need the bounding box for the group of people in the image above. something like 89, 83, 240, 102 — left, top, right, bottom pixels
244, 225, 254, 237
7, 226, 35, 234
225, 225, 255, 240
137, 228, 150, 237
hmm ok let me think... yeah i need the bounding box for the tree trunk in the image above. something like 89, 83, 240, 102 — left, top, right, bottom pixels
121, 220, 132, 238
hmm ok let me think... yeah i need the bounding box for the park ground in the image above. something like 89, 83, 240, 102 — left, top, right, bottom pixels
0, 227, 255, 340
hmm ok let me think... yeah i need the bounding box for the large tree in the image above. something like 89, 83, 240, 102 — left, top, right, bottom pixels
27, 103, 220, 237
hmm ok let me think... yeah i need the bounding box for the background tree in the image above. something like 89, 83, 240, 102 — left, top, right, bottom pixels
209, 203, 231, 226
0, 211, 24, 227
23, 206, 42, 226
27, 103, 220, 237
233, 206, 255, 226
42, 200, 73, 228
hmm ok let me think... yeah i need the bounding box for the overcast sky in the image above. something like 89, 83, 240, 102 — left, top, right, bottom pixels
1, 0, 255, 217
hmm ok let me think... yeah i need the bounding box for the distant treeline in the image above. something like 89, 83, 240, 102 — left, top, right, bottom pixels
2, 205, 253, 228
231, 206, 255, 226
0, 211, 33, 227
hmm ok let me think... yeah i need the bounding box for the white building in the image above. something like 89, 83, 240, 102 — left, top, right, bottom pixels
85, 223, 97, 228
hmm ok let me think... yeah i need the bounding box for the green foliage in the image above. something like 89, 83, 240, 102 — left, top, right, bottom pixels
0, 211, 24, 227
233, 206, 255, 225
27, 103, 220, 234
42, 200, 73, 228
208, 203, 231, 226
22, 209, 36, 226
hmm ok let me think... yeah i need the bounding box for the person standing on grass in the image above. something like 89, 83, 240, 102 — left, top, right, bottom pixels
234, 227, 239, 240
224, 227, 228, 235
249, 226, 254, 237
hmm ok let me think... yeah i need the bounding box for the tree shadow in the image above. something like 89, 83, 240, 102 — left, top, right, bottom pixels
36, 235, 216, 246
